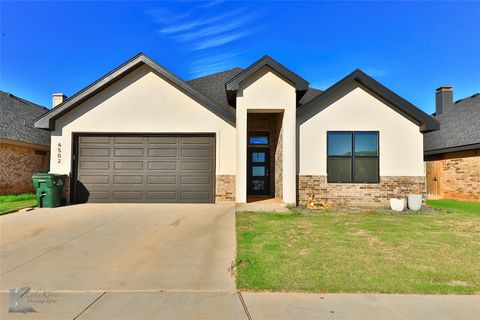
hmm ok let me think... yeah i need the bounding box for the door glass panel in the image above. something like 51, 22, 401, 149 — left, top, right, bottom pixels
252, 152, 265, 162
252, 166, 265, 176
251, 180, 265, 191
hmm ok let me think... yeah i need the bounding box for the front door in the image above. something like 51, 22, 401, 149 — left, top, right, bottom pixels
247, 148, 270, 196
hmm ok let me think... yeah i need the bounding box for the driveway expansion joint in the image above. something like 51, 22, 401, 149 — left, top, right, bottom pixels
72, 291, 107, 320
238, 291, 253, 320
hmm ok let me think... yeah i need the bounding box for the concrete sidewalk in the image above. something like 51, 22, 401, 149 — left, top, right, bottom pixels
1, 291, 479, 319
242, 292, 480, 320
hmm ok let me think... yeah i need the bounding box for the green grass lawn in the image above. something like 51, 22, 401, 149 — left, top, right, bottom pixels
0, 193, 36, 215
236, 199, 480, 294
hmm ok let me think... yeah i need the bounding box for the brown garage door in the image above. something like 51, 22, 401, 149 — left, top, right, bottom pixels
75, 135, 215, 203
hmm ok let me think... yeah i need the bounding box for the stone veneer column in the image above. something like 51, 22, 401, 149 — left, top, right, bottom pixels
215, 175, 236, 202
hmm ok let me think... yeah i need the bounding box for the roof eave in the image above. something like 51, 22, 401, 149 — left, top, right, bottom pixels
34, 53, 236, 130
424, 143, 480, 156
298, 69, 440, 133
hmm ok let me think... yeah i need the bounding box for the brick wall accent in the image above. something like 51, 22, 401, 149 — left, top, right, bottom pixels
298, 175, 426, 207
425, 149, 480, 201
215, 175, 236, 202
0, 142, 49, 194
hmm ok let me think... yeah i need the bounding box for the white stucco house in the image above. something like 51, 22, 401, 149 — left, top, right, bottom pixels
34, 53, 439, 206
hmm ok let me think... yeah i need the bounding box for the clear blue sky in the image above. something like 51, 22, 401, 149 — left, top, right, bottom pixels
1, 1, 479, 114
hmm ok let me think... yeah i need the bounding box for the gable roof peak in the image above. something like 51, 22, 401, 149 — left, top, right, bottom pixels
225, 55, 309, 92
298, 68, 440, 133
34, 52, 236, 130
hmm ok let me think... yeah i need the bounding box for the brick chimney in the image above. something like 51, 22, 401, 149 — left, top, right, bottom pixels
52, 93, 66, 108
435, 85, 453, 116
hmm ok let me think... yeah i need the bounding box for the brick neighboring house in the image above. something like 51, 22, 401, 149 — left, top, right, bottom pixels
424, 86, 480, 201
0, 91, 50, 194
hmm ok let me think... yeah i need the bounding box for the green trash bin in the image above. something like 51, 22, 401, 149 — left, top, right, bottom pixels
32, 173, 68, 208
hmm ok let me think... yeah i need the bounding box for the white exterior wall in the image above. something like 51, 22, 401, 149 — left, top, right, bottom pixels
49, 65, 236, 176
236, 67, 297, 204
299, 85, 424, 177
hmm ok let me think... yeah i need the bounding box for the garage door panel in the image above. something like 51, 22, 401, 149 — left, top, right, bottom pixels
89, 192, 110, 200
113, 191, 144, 200
181, 161, 212, 171
114, 148, 143, 157
79, 148, 110, 157
114, 161, 144, 170
181, 176, 211, 185
147, 176, 177, 184
147, 161, 177, 170
147, 136, 177, 144
113, 175, 143, 184
78, 175, 109, 184
147, 148, 178, 157
182, 136, 212, 144
114, 136, 143, 144
147, 191, 177, 201
181, 192, 211, 201
80, 161, 109, 170
181, 148, 211, 158
79, 136, 110, 144
76, 134, 214, 203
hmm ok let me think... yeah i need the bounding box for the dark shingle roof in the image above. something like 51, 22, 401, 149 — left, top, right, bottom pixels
0, 91, 50, 146
187, 68, 243, 109
187, 67, 322, 108
299, 88, 323, 105
424, 93, 480, 153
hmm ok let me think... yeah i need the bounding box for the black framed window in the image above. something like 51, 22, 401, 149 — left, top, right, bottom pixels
248, 132, 269, 145
327, 131, 379, 183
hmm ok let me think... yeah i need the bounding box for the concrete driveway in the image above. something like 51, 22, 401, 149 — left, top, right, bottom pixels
0, 204, 245, 319
0, 204, 236, 292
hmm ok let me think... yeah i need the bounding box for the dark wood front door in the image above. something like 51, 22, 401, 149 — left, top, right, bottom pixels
247, 148, 270, 196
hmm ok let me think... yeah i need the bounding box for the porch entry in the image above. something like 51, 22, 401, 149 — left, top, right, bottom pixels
246, 113, 283, 202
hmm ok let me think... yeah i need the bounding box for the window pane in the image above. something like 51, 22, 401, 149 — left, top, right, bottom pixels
354, 158, 379, 183
328, 132, 352, 156
327, 158, 352, 182
252, 166, 266, 176
252, 152, 265, 162
249, 136, 268, 145
354, 132, 378, 156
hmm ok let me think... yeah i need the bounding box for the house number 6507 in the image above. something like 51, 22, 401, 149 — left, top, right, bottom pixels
57, 142, 62, 163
